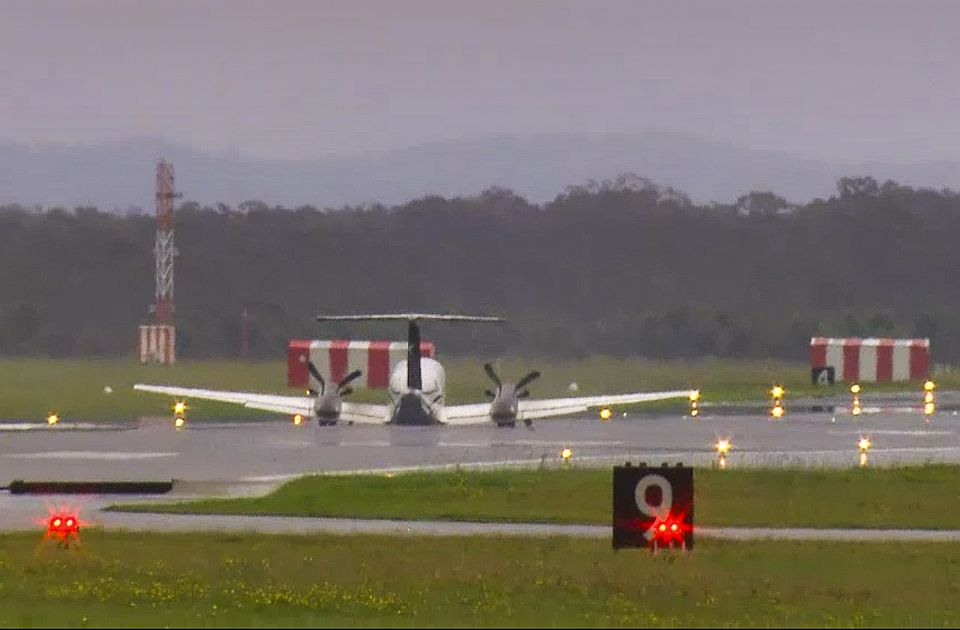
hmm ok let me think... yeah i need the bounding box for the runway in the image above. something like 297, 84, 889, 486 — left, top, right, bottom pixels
1, 409, 959, 532
3, 410, 958, 481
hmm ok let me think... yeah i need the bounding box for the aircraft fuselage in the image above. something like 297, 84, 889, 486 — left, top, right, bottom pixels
387, 358, 446, 425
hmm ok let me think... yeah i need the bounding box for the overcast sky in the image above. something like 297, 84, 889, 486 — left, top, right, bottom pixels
2, 0, 958, 163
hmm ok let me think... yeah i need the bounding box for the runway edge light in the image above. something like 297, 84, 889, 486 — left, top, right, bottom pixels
924, 380, 936, 417
714, 436, 732, 469
173, 399, 187, 429
858, 435, 872, 467
770, 383, 785, 418
715, 437, 732, 455
850, 383, 862, 416
689, 389, 700, 418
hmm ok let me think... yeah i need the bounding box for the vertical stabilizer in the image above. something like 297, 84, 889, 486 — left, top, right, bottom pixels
315, 313, 506, 394
407, 319, 422, 390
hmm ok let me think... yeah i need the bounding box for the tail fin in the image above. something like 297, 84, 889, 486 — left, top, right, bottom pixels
316, 313, 506, 391
407, 319, 422, 390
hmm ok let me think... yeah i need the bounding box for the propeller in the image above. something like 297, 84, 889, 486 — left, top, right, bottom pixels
308, 362, 326, 396
483, 363, 541, 396
308, 364, 363, 398
337, 369, 363, 396
307, 363, 364, 425
484, 363, 502, 390
515, 370, 541, 393
515, 370, 540, 429
483, 363, 541, 428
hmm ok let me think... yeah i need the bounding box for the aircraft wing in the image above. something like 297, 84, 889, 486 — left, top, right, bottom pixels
339, 402, 391, 425
206, 398, 390, 423
443, 402, 594, 424
442, 403, 496, 426
519, 404, 591, 420
518, 389, 692, 420
133, 384, 391, 424
442, 389, 690, 425
133, 384, 314, 416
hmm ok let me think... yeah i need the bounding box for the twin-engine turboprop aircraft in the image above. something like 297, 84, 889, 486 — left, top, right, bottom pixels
134, 314, 691, 427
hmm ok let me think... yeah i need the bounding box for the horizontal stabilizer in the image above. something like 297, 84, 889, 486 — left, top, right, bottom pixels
316, 313, 505, 323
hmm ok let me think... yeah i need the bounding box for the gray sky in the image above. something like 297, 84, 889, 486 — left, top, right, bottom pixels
2, 0, 958, 162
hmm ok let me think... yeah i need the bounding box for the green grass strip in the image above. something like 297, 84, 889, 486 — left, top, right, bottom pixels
1, 531, 960, 627
114, 465, 960, 529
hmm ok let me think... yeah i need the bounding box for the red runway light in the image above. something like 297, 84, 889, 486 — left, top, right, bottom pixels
648, 513, 692, 546
38, 505, 84, 547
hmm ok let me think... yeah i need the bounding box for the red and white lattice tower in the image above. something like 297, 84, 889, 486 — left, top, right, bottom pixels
138, 160, 179, 364
154, 160, 177, 324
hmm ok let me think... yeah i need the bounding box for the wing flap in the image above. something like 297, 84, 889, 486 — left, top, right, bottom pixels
520, 404, 588, 420
442, 403, 494, 426
341, 401, 390, 422
243, 400, 314, 416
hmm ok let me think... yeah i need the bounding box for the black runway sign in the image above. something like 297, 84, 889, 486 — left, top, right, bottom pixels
612, 463, 694, 551
8, 480, 174, 495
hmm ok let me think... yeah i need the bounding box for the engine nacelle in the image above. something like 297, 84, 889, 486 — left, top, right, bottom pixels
313, 391, 342, 426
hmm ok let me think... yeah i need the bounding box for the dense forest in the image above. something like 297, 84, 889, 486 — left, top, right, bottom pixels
1, 174, 958, 362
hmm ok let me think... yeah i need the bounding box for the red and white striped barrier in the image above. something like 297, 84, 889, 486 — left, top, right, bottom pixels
287, 340, 436, 389
139, 325, 176, 364
810, 337, 929, 383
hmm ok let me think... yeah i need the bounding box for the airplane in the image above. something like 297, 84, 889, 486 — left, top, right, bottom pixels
133, 313, 691, 427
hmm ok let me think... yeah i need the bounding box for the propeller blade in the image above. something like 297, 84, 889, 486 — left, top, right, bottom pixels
484, 389, 496, 400
338, 369, 363, 390
515, 370, 541, 391
339, 386, 353, 397
308, 362, 326, 395
517, 389, 531, 399
308, 388, 318, 397
483, 363, 502, 388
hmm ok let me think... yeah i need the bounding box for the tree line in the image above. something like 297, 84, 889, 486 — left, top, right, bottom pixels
1, 174, 959, 362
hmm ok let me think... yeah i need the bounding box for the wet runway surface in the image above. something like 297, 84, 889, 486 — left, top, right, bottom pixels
3, 410, 960, 481
2, 409, 959, 532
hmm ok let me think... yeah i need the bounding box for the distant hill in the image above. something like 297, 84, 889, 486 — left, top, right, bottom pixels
1, 132, 959, 209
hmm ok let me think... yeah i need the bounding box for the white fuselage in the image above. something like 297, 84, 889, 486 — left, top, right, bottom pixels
387, 358, 447, 424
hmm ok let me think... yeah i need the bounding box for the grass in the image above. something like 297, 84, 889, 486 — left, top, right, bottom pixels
2, 356, 955, 421
113, 465, 960, 529
2, 531, 960, 627
445, 356, 956, 408
0, 358, 293, 421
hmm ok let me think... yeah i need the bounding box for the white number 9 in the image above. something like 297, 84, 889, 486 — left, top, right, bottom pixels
634, 474, 672, 541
